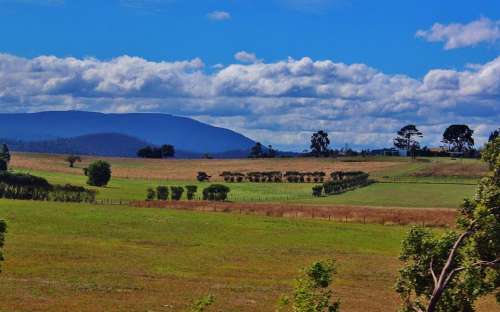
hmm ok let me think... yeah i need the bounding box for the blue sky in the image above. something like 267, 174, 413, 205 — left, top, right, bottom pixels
0, 0, 499, 150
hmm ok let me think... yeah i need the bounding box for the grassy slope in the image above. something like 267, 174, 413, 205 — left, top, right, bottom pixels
0, 200, 495, 312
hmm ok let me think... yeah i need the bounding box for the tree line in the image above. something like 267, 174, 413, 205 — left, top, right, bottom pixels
137, 144, 175, 159
146, 184, 230, 201
300, 125, 499, 158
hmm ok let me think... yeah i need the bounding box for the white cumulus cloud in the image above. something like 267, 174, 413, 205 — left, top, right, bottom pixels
234, 51, 260, 64
207, 10, 231, 21
416, 17, 500, 49
0, 53, 499, 150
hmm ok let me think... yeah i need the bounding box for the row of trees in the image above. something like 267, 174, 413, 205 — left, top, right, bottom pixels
137, 144, 175, 159
147, 185, 198, 201
249, 142, 278, 158
220, 171, 327, 183
146, 184, 231, 201
306, 125, 499, 158
393, 124, 479, 158
313, 172, 371, 197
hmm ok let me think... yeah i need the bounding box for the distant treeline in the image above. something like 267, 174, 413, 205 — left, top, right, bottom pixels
137, 144, 175, 159
217, 171, 366, 183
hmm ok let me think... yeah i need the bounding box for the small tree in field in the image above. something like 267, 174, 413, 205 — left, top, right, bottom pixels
395, 137, 499, 312
170, 186, 184, 200
146, 188, 156, 201
186, 185, 198, 200
156, 186, 169, 200
0, 219, 5, 273
86, 160, 111, 187
394, 125, 423, 159
65, 155, 81, 168
278, 259, 340, 312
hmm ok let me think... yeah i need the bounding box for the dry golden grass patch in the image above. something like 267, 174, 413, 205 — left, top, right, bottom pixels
131, 200, 457, 227
11, 152, 402, 181
412, 161, 488, 178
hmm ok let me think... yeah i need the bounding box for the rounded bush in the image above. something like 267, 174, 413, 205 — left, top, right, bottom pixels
202, 184, 230, 201
86, 160, 111, 187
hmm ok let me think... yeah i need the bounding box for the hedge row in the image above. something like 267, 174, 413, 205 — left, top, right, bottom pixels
146, 184, 231, 202
147, 185, 198, 201
0, 172, 96, 202
219, 171, 328, 183
313, 171, 372, 196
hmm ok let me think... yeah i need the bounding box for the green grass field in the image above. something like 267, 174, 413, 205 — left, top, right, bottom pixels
1, 154, 493, 311
18, 168, 477, 208
0, 200, 495, 312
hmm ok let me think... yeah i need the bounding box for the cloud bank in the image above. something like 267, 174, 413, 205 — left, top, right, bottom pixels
416, 17, 500, 49
0, 53, 498, 150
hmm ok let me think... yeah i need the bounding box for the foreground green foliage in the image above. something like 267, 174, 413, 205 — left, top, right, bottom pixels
396, 138, 499, 312
279, 260, 340, 312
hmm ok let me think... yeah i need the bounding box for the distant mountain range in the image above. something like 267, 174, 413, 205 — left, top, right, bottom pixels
0, 111, 257, 157
1, 133, 254, 158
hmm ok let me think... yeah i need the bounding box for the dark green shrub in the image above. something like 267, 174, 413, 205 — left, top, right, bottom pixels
202, 184, 230, 201
312, 185, 323, 197
50, 184, 96, 203
146, 188, 156, 201
171, 186, 184, 200
86, 161, 111, 187
185, 185, 198, 200
156, 186, 169, 200
197, 172, 211, 182
0, 160, 7, 171
0, 171, 52, 200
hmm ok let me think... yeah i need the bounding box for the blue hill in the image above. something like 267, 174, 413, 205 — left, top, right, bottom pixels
0, 111, 255, 154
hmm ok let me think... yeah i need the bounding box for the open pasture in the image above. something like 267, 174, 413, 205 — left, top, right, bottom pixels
9, 153, 482, 209
0, 200, 495, 312
11, 152, 404, 181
